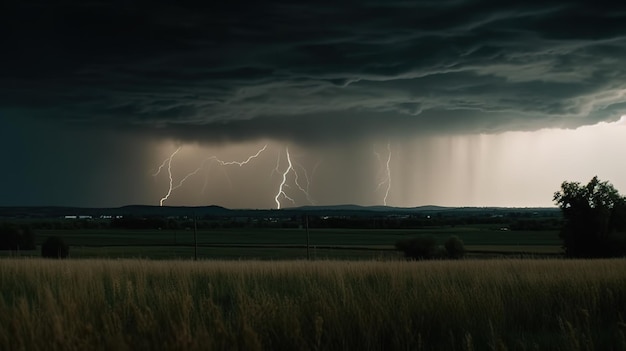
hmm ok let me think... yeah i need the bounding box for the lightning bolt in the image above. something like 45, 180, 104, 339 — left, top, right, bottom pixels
293, 163, 315, 205
383, 142, 392, 206
152, 147, 180, 177
216, 145, 268, 166
300, 159, 322, 203
172, 145, 268, 192
153, 145, 268, 206
374, 142, 392, 206
274, 147, 295, 209
154, 144, 321, 209
272, 148, 320, 209
153, 147, 182, 206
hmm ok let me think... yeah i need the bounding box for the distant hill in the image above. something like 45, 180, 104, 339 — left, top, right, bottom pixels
291, 204, 557, 213
293, 204, 455, 212
0, 205, 232, 219
0, 204, 559, 219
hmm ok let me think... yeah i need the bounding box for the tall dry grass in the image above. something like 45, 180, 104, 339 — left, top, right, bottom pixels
1, 258, 625, 350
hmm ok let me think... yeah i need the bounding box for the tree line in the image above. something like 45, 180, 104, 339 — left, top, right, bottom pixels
3, 176, 625, 259
395, 176, 626, 259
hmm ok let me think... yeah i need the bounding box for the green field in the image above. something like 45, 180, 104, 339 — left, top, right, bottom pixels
13, 226, 561, 259
2, 258, 625, 350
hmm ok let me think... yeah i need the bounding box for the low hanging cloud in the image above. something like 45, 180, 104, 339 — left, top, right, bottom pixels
2, 0, 626, 144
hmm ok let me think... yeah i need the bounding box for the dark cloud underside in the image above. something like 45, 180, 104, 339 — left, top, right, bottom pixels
2, 0, 626, 143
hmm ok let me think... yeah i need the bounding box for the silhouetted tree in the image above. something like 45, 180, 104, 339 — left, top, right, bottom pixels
41, 236, 69, 259
553, 176, 626, 257
444, 235, 465, 259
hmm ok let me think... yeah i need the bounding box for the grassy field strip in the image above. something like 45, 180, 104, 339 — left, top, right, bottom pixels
1, 258, 625, 350
0, 246, 402, 260
465, 245, 564, 254
0, 244, 563, 260
33, 228, 562, 247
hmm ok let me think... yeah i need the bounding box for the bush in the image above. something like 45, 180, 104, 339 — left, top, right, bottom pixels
41, 236, 69, 259
395, 235, 439, 260
444, 235, 465, 259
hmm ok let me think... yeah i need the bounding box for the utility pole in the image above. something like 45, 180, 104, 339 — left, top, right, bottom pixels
306, 214, 310, 260
194, 212, 198, 261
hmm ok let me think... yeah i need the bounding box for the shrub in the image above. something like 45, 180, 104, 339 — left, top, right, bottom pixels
41, 236, 69, 259
395, 235, 439, 260
444, 235, 465, 259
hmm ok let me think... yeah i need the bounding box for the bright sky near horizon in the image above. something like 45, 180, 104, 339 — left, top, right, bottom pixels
1, 1, 626, 208
145, 116, 626, 209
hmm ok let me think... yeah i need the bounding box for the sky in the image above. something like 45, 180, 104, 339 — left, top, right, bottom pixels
1, 0, 626, 209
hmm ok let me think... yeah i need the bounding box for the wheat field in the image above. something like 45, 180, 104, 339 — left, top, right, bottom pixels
1, 258, 625, 350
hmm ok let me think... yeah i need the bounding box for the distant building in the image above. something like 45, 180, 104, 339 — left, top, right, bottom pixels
64, 215, 93, 219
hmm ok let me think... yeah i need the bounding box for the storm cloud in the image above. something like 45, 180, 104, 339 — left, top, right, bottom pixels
3, 0, 626, 144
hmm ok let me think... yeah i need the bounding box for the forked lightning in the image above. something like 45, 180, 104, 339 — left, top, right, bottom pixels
153, 145, 268, 206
